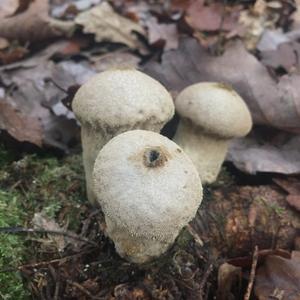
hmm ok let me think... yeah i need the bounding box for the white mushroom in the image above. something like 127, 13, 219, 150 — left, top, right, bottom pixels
93, 130, 202, 263
173, 82, 252, 184
72, 68, 174, 203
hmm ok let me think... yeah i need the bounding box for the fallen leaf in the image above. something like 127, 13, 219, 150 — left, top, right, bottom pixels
0, 0, 75, 43
75, 2, 146, 49
286, 195, 300, 212
228, 130, 300, 175
256, 29, 289, 52
0, 45, 28, 65
0, 58, 94, 151
51, 0, 102, 18
217, 262, 242, 300
255, 255, 300, 300
185, 0, 240, 32
260, 41, 300, 72
238, 0, 269, 50
90, 50, 141, 72
0, 0, 20, 18
32, 212, 67, 252
0, 40, 72, 70
0, 100, 42, 146
227, 249, 291, 268
144, 38, 300, 132
292, 0, 300, 29
0, 37, 9, 50
273, 177, 300, 195
273, 177, 300, 212
146, 17, 179, 50
113, 284, 150, 300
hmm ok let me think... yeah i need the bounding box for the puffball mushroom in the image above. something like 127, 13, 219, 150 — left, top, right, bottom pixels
72, 68, 174, 204
93, 130, 202, 264
173, 82, 252, 184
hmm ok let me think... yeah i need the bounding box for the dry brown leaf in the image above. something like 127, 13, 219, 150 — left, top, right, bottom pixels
144, 38, 300, 132
75, 2, 145, 49
260, 41, 300, 72
90, 50, 140, 72
0, 100, 42, 146
0, 58, 89, 150
255, 255, 300, 300
292, 0, 300, 29
185, 0, 241, 32
217, 263, 242, 300
228, 131, 300, 175
0, 45, 28, 65
32, 212, 67, 252
0, 37, 9, 50
0, 0, 20, 18
113, 284, 150, 300
146, 17, 178, 50
0, 0, 74, 43
273, 177, 300, 212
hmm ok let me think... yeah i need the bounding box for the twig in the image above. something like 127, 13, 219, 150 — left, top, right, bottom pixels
187, 224, 204, 247
0, 226, 98, 246
214, 0, 228, 54
0, 251, 90, 273
49, 265, 60, 300
199, 264, 213, 300
244, 246, 259, 300
66, 280, 103, 300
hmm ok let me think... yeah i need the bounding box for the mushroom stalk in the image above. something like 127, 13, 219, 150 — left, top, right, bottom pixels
174, 121, 229, 184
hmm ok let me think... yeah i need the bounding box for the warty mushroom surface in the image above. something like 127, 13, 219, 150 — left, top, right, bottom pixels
93, 130, 203, 263
173, 82, 252, 183
72, 68, 174, 203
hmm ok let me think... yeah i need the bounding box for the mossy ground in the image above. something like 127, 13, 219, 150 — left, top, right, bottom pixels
0, 143, 216, 299
0, 145, 86, 299
1, 143, 284, 299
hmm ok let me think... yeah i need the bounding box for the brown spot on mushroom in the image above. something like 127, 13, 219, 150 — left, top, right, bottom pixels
143, 147, 169, 168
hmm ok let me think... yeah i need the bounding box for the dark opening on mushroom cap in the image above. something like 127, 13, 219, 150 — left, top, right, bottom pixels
175, 82, 252, 138
72, 68, 174, 129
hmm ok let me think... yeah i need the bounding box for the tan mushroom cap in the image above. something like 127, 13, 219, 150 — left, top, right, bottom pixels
72, 68, 174, 129
175, 82, 252, 138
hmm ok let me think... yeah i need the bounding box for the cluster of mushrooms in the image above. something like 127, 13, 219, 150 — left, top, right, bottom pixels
72, 68, 252, 264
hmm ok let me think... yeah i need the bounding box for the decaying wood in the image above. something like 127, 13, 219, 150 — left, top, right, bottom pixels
192, 184, 300, 258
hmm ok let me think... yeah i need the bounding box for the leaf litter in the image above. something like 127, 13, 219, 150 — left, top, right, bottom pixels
0, 0, 300, 298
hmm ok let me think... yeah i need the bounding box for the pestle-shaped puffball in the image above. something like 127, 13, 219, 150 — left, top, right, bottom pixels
72, 68, 174, 204
93, 130, 202, 263
174, 82, 252, 184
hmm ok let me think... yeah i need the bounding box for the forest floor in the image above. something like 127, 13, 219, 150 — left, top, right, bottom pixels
0, 0, 300, 299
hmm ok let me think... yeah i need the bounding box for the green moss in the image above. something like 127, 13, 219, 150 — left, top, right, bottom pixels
0, 145, 86, 298
0, 191, 29, 300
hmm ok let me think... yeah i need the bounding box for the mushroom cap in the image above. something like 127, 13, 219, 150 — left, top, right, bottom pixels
93, 130, 202, 240
72, 68, 174, 129
175, 82, 252, 138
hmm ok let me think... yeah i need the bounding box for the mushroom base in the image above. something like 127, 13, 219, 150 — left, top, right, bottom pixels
105, 217, 175, 264
81, 123, 166, 205
173, 122, 229, 184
